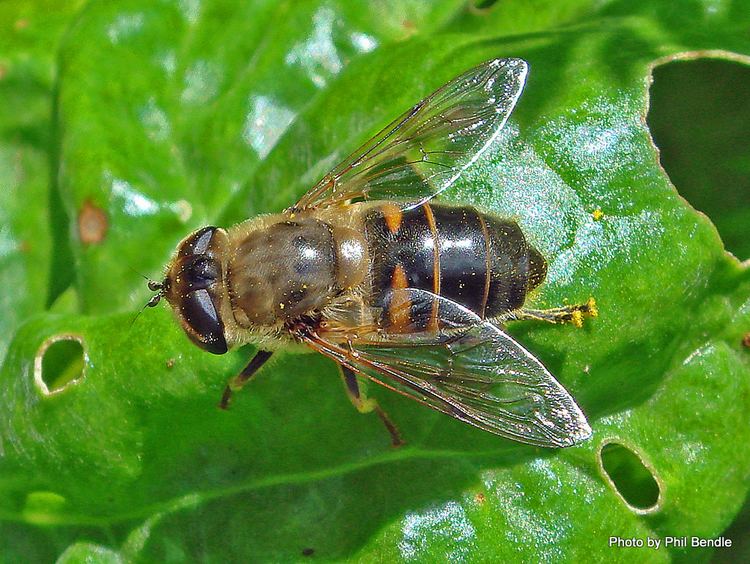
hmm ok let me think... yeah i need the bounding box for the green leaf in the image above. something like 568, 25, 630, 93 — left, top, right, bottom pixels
1, 0, 750, 561
0, 0, 83, 360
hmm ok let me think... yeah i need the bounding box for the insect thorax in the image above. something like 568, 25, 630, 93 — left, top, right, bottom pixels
227, 215, 368, 327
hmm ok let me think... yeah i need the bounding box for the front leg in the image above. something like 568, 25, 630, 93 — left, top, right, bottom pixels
338, 364, 404, 447
219, 350, 274, 409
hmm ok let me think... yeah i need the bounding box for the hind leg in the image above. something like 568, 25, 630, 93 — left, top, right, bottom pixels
508, 297, 598, 328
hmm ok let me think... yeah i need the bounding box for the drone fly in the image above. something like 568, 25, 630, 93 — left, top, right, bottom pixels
149, 58, 596, 448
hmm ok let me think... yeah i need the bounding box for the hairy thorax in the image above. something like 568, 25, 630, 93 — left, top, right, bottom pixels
227, 213, 368, 327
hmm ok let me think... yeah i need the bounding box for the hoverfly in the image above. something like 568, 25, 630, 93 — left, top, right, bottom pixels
148, 58, 597, 448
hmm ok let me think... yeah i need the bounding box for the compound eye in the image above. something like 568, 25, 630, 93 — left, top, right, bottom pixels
184, 256, 220, 290
180, 288, 227, 354
179, 226, 218, 257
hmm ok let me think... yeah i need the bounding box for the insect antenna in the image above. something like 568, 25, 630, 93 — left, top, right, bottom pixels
129, 286, 164, 330
127, 265, 159, 285
127, 265, 165, 330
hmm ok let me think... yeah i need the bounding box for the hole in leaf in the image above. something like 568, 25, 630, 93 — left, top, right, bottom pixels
599, 441, 661, 513
470, 0, 499, 11
22, 491, 67, 526
34, 335, 86, 395
648, 57, 750, 260
716, 493, 750, 561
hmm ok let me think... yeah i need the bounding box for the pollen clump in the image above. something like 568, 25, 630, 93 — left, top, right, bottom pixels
571, 310, 584, 328
587, 297, 599, 317
592, 208, 604, 221
570, 297, 598, 328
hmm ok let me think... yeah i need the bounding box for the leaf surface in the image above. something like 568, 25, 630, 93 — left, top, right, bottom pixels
1, 1, 749, 561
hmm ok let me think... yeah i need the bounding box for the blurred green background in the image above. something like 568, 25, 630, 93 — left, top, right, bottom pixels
1, 0, 749, 562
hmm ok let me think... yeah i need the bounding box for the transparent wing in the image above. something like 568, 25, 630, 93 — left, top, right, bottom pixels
293, 58, 528, 211
305, 290, 591, 448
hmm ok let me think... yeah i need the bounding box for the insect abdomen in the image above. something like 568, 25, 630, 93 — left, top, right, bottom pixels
364, 203, 547, 329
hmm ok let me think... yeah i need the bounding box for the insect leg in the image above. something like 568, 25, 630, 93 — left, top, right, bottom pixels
338, 364, 405, 447
219, 349, 274, 410
507, 297, 598, 328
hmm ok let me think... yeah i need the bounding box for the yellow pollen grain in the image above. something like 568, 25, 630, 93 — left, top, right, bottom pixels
592, 209, 604, 221
587, 297, 599, 317
571, 310, 583, 328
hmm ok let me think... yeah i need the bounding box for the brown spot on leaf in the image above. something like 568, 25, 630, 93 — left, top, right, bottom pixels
742, 333, 750, 348
401, 19, 417, 37
474, 492, 486, 504
14, 19, 28, 31
78, 200, 108, 245
0, 64, 7, 80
